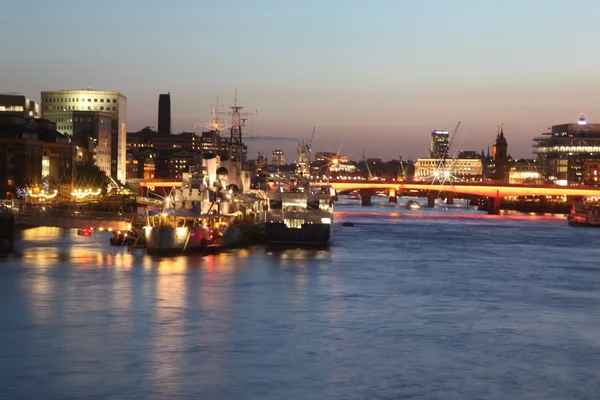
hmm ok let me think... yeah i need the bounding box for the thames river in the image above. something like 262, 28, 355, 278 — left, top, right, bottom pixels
1, 198, 599, 399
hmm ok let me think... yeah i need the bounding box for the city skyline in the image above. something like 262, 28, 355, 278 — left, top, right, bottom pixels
3, 0, 600, 160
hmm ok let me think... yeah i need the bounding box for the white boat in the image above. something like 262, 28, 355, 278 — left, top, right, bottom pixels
265, 180, 335, 245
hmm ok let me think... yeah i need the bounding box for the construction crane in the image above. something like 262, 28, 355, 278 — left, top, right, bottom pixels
398, 156, 407, 181
307, 126, 316, 162
362, 151, 374, 180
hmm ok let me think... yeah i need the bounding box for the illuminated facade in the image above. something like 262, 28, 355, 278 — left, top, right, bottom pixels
430, 130, 449, 159
533, 115, 600, 185
414, 158, 483, 182
41, 89, 127, 183
0, 94, 39, 118
583, 161, 600, 186
272, 149, 285, 166
508, 160, 542, 185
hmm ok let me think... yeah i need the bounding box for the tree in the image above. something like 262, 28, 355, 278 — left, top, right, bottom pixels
75, 163, 108, 194
42, 175, 59, 193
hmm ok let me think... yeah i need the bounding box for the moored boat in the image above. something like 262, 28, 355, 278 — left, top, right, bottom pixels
265, 182, 334, 245
144, 96, 267, 254
567, 201, 600, 227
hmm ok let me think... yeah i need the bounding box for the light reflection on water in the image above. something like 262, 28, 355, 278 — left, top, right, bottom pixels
1, 199, 599, 399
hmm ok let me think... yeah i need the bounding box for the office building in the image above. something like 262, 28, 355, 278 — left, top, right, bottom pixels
533, 114, 600, 185
430, 130, 449, 159
158, 93, 171, 135
41, 89, 127, 183
272, 149, 285, 166
0, 94, 39, 118
71, 111, 113, 176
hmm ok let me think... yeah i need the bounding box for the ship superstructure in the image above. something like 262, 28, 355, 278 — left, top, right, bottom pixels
144, 94, 267, 254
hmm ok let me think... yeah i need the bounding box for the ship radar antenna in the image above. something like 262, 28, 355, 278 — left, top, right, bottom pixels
218, 89, 256, 162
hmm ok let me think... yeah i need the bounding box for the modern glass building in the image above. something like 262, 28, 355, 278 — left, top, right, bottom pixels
40, 89, 127, 183
533, 115, 600, 185
430, 130, 449, 159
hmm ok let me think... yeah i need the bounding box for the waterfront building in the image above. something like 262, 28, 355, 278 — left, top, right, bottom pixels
158, 93, 171, 136
413, 158, 483, 182
533, 114, 600, 185
430, 130, 449, 159
583, 160, 600, 187
272, 149, 285, 166
41, 89, 127, 183
508, 159, 542, 185
0, 94, 39, 118
71, 111, 112, 176
0, 115, 75, 197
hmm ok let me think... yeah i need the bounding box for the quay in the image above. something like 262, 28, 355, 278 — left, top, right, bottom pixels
11, 208, 141, 231
0, 214, 15, 253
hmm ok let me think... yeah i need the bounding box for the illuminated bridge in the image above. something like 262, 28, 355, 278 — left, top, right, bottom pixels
327, 181, 600, 213
130, 179, 600, 214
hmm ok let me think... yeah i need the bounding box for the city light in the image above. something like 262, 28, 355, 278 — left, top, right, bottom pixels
28, 189, 58, 199
71, 188, 101, 199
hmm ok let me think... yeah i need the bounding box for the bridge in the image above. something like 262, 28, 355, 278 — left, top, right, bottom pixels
130, 179, 600, 214
326, 181, 600, 213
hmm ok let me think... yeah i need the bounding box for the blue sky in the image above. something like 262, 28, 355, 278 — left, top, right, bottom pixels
3, 0, 600, 160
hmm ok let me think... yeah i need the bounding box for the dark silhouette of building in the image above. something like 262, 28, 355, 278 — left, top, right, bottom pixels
0, 115, 76, 197
158, 93, 171, 135
492, 125, 508, 182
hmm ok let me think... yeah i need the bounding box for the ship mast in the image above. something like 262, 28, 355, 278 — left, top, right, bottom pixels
220, 89, 255, 162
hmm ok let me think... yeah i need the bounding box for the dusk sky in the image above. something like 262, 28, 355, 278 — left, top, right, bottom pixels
3, 0, 600, 161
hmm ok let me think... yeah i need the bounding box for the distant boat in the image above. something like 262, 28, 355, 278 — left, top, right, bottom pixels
349, 190, 360, 200
407, 200, 421, 210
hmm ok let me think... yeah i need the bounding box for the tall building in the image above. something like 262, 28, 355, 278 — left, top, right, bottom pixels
272, 149, 285, 166
0, 94, 39, 118
40, 89, 127, 183
533, 114, 600, 185
158, 93, 171, 135
71, 111, 113, 176
430, 130, 449, 159
492, 126, 508, 182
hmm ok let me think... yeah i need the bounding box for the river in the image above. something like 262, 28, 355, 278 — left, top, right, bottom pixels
1, 197, 599, 399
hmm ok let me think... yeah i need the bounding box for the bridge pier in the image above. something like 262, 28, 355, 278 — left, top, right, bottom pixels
469, 196, 479, 206
446, 192, 454, 205
360, 189, 374, 206
427, 193, 436, 208
388, 188, 397, 203
488, 190, 501, 214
